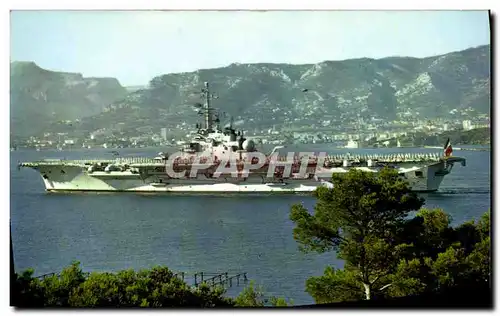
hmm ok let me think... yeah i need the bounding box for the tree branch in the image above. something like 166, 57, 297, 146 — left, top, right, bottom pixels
370, 271, 390, 286
379, 283, 392, 291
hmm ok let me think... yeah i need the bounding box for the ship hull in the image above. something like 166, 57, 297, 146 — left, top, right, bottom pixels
45, 183, 322, 193
25, 160, 455, 193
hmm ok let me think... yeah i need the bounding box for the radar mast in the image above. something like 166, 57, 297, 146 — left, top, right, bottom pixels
200, 82, 218, 132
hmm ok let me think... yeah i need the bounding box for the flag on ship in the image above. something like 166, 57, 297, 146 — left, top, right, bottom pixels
443, 138, 453, 157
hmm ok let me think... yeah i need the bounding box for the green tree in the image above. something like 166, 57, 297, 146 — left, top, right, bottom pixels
12, 264, 292, 307
234, 281, 267, 307
290, 168, 424, 301
39, 261, 87, 306
68, 266, 232, 307
305, 266, 365, 303
423, 211, 491, 292
12, 268, 44, 307
234, 281, 293, 307
293, 176, 491, 305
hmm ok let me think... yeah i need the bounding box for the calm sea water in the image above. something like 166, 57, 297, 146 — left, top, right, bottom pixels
10, 145, 491, 304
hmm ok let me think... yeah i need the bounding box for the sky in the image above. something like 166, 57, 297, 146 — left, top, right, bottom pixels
10, 10, 490, 86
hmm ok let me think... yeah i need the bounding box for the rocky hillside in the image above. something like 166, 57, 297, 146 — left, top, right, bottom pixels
10, 61, 127, 137
75, 45, 489, 136
13, 45, 490, 138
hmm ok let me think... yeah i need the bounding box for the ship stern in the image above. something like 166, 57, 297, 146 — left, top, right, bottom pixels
420, 157, 466, 192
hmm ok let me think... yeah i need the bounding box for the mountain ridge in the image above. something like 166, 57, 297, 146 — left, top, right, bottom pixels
10, 61, 128, 137
10, 44, 488, 83
10, 44, 490, 139
143, 44, 489, 79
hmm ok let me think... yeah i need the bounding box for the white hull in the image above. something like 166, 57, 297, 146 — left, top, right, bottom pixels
44, 183, 322, 193
24, 160, 462, 193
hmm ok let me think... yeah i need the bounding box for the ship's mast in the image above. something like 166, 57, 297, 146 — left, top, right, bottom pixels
204, 82, 211, 130
201, 82, 219, 132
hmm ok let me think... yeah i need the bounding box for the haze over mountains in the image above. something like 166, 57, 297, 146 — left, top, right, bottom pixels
10, 45, 490, 139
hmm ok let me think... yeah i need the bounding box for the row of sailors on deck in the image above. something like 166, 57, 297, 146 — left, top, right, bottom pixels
325, 153, 442, 161
161, 152, 442, 166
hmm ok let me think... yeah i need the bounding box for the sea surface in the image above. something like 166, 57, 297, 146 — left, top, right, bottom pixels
10, 145, 491, 305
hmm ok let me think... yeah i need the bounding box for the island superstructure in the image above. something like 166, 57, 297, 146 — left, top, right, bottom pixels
18, 82, 466, 193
